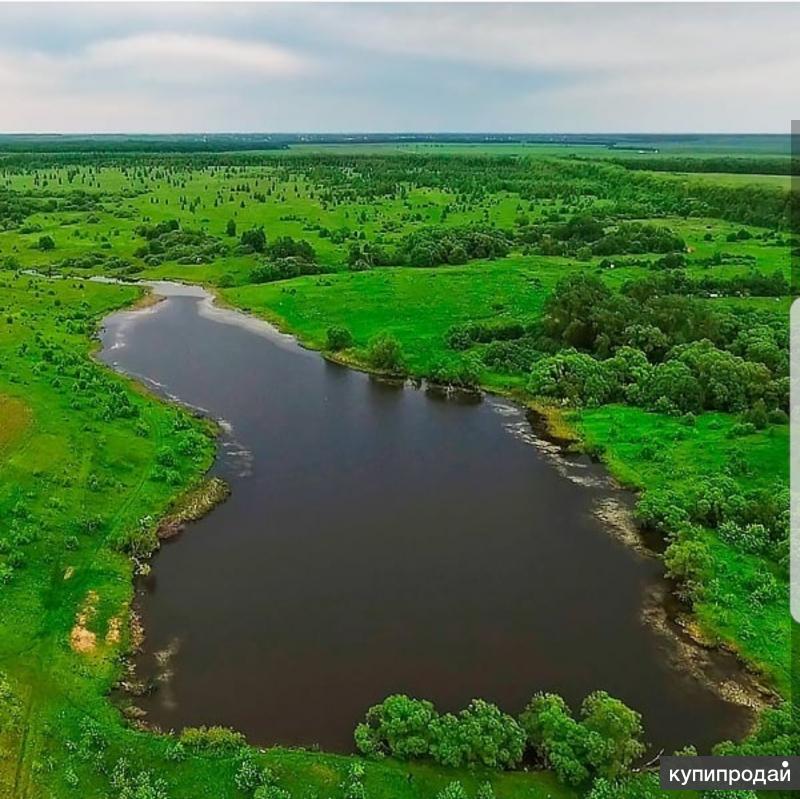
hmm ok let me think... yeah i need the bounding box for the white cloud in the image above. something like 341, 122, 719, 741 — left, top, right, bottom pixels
0, 4, 796, 133
84, 32, 313, 81
314, 4, 799, 76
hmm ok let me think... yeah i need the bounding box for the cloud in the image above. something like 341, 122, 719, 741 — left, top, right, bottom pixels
84, 32, 314, 81
313, 4, 799, 75
0, 4, 796, 133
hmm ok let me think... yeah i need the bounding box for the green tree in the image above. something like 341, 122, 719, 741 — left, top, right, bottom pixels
519, 693, 592, 786
327, 326, 354, 351
226, 219, 237, 237
528, 351, 618, 406
435, 782, 468, 799
366, 333, 405, 373
580, 691, 645, 779
240, 226, 267, 253
452, 699, 526, 769
354, 694, 437, 759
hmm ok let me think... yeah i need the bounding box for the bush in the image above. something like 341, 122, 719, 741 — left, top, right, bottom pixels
428, 356, 481, 389
267, 236, 316, 262
445, 320, 526, 350
38, 235, 55, 251
355, 695, 524, 770
327, 326, 354, 351
240, 227, 267, 253
519, 691, 645, 786
528, 351, 618, 406
664, 537, 711, 599
588, 773, 662, 799
178, 725, 246, 754
355, 695, 437, 759
250, 257, 321, 283
366, 333, 405, 373
436, 783, 468, 799
482, 339, 541, 374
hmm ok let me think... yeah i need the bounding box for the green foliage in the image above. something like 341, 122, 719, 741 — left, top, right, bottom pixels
445, 320, 527, 350
524, 216, 686, 258
587, 772, 663, 799
177, 724, 246, 754
436, 782, 469, 799
519, 691, 645, 786
326, 325, 354, 351
366, 332, 405, 373
528, 350, 617, 406
356, 695, 438, 759
133, 219, 226, 266
355, 694, 525, 770
241, 226, 267, 253
250, 257, 321, 283
713, 702, 799, 756
428, 356, 481, 389
530, 273, 787, 418
109, 759, 170, 799
267, 235, 316, 263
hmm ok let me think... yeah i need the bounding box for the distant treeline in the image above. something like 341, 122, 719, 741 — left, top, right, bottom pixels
0, 136, 289, 154
0, 131, 792, 154
611, 156, 799, 177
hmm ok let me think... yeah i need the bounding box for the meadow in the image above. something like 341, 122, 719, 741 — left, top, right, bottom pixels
0, 139, 796, 798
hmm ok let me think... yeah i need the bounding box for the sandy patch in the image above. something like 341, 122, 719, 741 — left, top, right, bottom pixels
105, 616, 122, 645
70, 590, 99, 654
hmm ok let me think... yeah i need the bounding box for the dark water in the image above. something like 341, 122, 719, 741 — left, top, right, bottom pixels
99, 283, 749, 754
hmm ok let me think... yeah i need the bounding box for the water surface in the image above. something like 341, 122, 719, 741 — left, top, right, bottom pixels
99, 283, 749, 754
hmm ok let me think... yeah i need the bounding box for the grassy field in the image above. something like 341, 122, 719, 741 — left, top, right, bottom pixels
226, 255, 561, 380
0, 142, 794, 797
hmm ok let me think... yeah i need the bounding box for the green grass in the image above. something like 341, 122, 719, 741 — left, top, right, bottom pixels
225, 256, 571, 379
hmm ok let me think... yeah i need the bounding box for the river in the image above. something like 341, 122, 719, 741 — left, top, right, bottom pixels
98, 281, 750, 754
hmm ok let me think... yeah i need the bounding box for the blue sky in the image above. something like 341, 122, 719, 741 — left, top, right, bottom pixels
0, 3, 797, 133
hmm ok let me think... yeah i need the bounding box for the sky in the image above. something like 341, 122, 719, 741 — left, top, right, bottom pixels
0, 3, 797, 134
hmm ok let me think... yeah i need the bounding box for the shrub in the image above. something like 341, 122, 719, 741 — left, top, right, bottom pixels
355, 694, 524, 770
240, 227, 267, 253
267, 236, 316, 262
178, 725, 246, 754
366, 333, 405, 373
519, 691, 645, 785
428, 356, 481, 389
664, 537, 711, 600
528, 351, 618, 406
327, 326, 354, 351
435, 783, 468, 799
250, 257, 321, 283
355, 695, 437, 759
